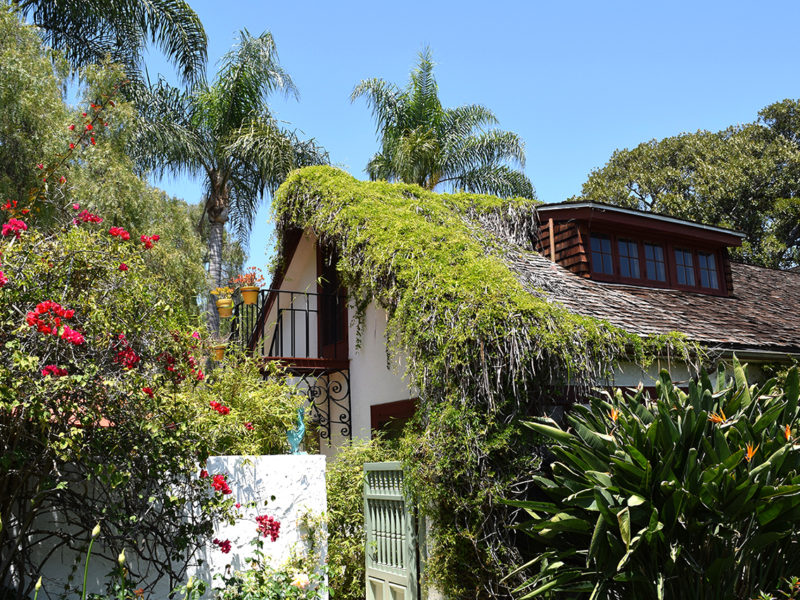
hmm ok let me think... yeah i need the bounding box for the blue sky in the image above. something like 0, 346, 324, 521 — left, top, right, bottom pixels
147, 0, 800, 272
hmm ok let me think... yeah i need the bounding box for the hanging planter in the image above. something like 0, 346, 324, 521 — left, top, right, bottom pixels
240, 285, 260, 305
212, 343, 227, 361
216, 298, 233, 318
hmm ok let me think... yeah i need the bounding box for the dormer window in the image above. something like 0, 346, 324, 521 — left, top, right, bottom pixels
590, 234, 614, 275
537, 202, 743, 297
644, 243, 666, 282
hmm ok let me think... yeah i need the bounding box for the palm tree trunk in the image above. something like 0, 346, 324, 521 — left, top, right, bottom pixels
206, 219, 224, 335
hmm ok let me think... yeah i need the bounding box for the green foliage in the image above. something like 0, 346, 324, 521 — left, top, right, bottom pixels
274, 166, 692, 598
577, 101, 800, 269
352, 47, 534, 198
326, 437, 397, 600
182, 355, 306, 456
511, 358, 800, 599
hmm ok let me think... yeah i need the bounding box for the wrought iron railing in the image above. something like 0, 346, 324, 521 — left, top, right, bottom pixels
231, 288, 348, 360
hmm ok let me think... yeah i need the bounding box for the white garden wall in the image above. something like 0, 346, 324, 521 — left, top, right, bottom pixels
33, 455, 326, 600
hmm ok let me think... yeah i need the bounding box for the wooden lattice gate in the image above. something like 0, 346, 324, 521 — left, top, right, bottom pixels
364, 462, 420, 600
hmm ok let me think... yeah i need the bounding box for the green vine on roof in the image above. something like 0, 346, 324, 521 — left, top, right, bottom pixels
273, 166, 691, 404
272, 166, 696, 598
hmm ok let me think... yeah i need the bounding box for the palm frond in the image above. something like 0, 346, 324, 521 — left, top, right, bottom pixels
445, 164, 535, 198
350, 78, 402, 134
15, 0, 207, 85
440, 104, 498, 139
444, 129, 527, 175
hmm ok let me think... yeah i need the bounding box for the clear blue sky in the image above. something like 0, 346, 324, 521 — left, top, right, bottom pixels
147, 0, 800, 272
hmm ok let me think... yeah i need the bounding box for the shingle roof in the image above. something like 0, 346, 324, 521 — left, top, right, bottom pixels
506, 249, 800, 356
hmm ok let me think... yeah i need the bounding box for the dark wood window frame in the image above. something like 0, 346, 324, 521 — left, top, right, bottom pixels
587, 228, 727, 296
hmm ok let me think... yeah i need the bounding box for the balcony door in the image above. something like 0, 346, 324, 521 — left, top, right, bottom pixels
317, 246, 348, 360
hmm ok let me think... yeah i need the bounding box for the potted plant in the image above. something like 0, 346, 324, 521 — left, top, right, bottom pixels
231, 267, 265, 306
212, 343, 227, 361
211, 286, 235, 317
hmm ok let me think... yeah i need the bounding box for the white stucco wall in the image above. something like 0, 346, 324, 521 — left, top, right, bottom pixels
348, 302, 414, 441
33, 455, 327, 600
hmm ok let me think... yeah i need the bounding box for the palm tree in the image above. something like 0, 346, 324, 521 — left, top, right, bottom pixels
351, 48, 535, 198
133, 29, 328, 333
13, 0, 207, 85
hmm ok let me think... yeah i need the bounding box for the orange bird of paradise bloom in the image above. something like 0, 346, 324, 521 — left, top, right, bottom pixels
609, 408, 619, 423
708, 409, 727, 424
745, 442, 759, 463
785, 424, 792, 442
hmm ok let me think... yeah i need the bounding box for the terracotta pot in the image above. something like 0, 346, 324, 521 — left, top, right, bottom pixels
216, 298, 233, 318
212, 344, 226, 361
240, 285, 260, 305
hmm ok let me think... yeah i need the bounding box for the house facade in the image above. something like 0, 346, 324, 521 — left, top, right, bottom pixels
233, 170, 800, 453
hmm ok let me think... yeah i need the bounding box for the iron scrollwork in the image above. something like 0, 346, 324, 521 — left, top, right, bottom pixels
298, 369, 351, 441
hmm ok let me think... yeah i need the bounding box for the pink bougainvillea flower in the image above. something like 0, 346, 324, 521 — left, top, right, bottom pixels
119, 263, 128, 271
2, 218, 28, 239
142, 387, 154, 398
76, 210, 102, 224
37, 163, 43, 169
0, 271, 7, 287
191, 331, 200, 339
60, 326, 84, 345
244, 422, 254, 431
72, 203, 80, 210
199, 469, 209, 479
195, 369, 205, 381
41, 365, 68, 377
235, 502, 241, 509
255, 515, 280, 542
212, 538, 231, 553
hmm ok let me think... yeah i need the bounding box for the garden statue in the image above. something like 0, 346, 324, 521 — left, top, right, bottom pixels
287, 406, 306, 454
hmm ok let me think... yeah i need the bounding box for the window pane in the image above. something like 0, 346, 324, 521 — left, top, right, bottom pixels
644, 243, 666, 282
698, 252, 719, 289
618, 239, 640, 279
590, 235, 614, 275
675, 249, 695, 286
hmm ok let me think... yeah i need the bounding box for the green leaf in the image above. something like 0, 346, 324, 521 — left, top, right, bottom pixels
524, 421, 574, 443
617, 507, 631, 548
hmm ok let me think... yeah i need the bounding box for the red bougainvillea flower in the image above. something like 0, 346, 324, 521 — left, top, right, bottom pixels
199, 469, 209, 479
212, 538, 232, 553
235, 502, 241, 509
195, 369, 205, 381
244, 422, 254, 431
255, 515, 281, 542
85, 123, 93, 131
108, 226, 130, 240
26, 301, 80, 341
68, 124, 75, 131
113, 333, 140, 369
37, 163, 43, 169
69, 143, 75, 150
76, 210, 102, 224
59, 176, 66, 184
140, 234, 160, 250
211, 474, 232, 494
0, 271, 7, 287
21, 209, 29, 215
119, 263, 128, 271
81, 112, 87, 117
142, 387, 154, 398
90, 137, 96, 145
209, 400, 230, 415
41, 365, 68, 377
2, 218, 27, 238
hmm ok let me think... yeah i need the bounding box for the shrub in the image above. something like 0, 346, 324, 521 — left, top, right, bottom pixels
511, 358, 800, 599
326, 437, 397, 600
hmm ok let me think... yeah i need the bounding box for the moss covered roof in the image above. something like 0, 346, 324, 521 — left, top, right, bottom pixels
273, 166, 688, 406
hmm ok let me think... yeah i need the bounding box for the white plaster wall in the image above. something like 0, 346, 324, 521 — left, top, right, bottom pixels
33, 455, 327, 600
347, 302, 414, 441
255, 230, 320, 358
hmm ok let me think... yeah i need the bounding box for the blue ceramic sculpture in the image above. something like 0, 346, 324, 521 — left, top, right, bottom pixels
287, 406, 306, 455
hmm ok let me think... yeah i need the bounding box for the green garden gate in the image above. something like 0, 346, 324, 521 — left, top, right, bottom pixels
364, 462, 420, 600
